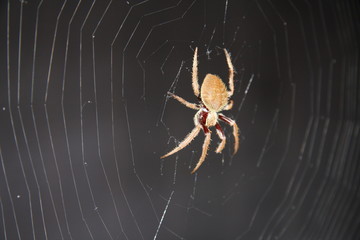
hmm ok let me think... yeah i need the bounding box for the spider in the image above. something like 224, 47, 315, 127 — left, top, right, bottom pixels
161, 47, 240, 173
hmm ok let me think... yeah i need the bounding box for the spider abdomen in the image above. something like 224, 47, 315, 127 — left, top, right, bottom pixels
201, 74, 229, 112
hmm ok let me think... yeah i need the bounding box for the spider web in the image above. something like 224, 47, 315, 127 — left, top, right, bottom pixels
0, 0, 359, 239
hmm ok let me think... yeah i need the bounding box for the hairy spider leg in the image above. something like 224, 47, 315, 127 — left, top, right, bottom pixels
161, 108, 212, 173
192, 47, 200, 97
160, 125, 201, 159
167, 92, 199, 110
219, 114, 239, 155
224, 49, 235, 97
215, 123, 226, 153
190, 109, 211, 173
191, 129, 211, 174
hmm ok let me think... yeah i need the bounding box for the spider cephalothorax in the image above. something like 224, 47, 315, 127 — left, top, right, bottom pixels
161, 47, 239, 173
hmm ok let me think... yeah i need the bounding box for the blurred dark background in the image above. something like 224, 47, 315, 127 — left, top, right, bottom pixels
0, 0, 359, 239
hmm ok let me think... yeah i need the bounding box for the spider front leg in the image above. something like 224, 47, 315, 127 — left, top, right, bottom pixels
215, 123, 226, 153
161, 125, 201, 159
219, 114, 239, 155
191, 126, 211, 174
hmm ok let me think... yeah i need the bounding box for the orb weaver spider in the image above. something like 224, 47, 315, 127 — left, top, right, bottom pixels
161, 47, 239, 173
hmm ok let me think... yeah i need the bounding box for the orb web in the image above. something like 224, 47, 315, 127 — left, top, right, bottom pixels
0, 0, 359, 239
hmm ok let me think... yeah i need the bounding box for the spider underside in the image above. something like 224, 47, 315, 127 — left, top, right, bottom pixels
161, 47, 240, 173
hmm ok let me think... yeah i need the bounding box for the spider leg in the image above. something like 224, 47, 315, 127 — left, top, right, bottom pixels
215, 123, 226, 153
192, 47, 200, 97
219, 114, 239, 155
191, 130, 211, 174
222, 100, 233, 111
161, 125, 201, 159
168, 92, 199, 110
224, 49, 234, 97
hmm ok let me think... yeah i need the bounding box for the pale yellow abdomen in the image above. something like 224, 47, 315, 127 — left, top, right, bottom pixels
200, 74, 229, 112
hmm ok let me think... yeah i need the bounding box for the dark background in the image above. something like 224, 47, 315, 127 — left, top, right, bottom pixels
0, 0, 359, 239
